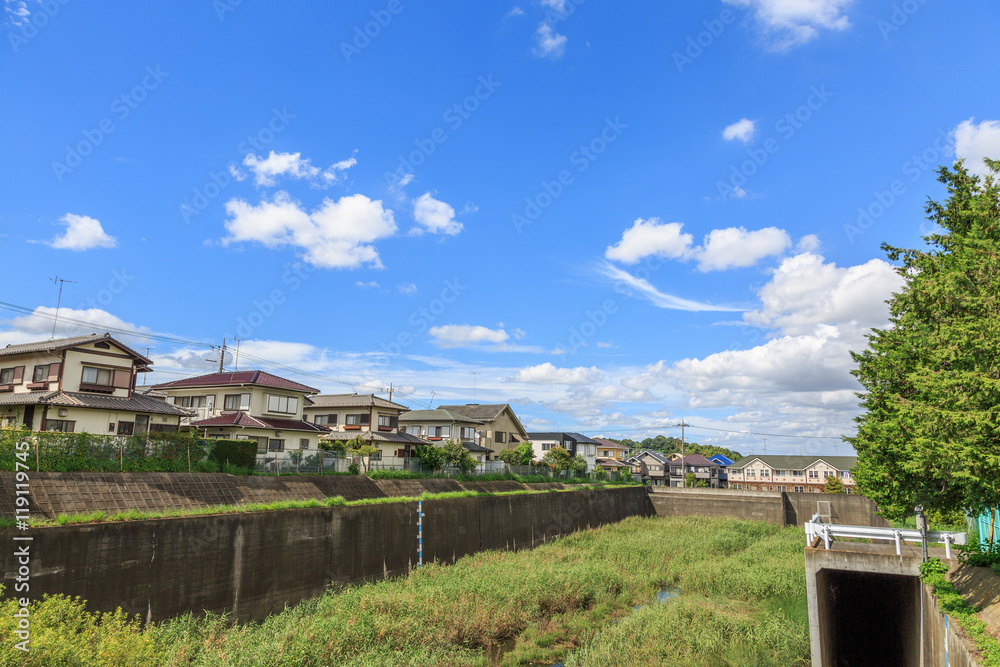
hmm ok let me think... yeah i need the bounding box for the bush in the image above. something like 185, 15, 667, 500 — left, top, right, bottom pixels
221, 463, 253, 476
348, 463, 361, 475
367, 469, 423, 479
209, 439, 257, 469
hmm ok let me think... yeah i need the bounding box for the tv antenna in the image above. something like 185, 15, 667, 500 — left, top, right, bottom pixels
49, 276, 77, 339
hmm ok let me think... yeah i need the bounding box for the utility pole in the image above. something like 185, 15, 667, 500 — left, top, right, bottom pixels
218, 338, 226, 373
388, 382, 393, 402
671, 421, 688, 487
49, 276, 76, 339
427, 391, 435, 409
233, 338, 241, 370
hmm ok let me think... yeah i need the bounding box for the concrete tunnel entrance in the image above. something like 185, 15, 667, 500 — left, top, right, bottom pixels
817, 569, 921, 667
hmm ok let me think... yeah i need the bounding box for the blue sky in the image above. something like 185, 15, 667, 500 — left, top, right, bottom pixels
2, 0, 999, 455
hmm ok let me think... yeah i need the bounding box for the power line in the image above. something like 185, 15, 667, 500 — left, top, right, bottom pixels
582, 423, 845, 440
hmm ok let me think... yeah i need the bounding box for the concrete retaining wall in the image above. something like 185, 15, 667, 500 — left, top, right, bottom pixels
648, 487, 888, 528
0, 486, 652, 623
0, 471, 571, 518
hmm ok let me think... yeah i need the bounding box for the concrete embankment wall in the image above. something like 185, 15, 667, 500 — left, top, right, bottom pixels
648, 487, 888, 528
0, 486, 652, 623
0, 471, 568, 518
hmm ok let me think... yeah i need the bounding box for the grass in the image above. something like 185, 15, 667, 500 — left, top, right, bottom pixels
919, 558, 1000, 667
0, 486, 625, 530
0, 515, 811, 666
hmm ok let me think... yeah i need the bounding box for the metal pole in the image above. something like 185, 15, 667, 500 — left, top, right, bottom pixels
916, 506, 928, 562
417, 500, 424, 568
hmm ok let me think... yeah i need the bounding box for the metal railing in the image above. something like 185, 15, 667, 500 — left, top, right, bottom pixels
805, 514, 968, 559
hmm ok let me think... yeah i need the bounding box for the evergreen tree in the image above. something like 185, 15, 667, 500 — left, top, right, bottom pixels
849, 160, 1000, 520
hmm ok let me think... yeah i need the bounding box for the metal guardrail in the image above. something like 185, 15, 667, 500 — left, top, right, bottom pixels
805, 514, 968, 559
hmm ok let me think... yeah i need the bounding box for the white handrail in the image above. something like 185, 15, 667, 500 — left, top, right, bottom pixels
805, 514, 967, 559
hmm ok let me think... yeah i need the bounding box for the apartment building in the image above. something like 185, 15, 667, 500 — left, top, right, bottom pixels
0, 333, 190, 434
438, 403, 528, 456
667, 454, 720, 488
526, 432, 599, 471
625, 450, 670, 486
399, 408, 493, 463
727, 455, 857, 493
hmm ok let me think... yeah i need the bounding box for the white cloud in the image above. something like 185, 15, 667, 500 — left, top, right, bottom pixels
397, 283, 417, 295
0, 307, 152, 347
598, 263, 741, 312
356, 281, 380, 289
605, 218, 693, 264
796, 234, 821, 252
4, 0, 30, 26
606, 219, 793, 271
724, 0, 853, 50
743, 252, 903, 335
48, 214, 117, 251
429, 324, 510, 349
722, 118, 757, 143
695, 226, 791, 271
222, 191, 397, 269
514, 362, 603, 385
412, 193, 464, 236
534, 22, 567, 58
952, 118, 1000, 177
541, 0, 566, 11
596, 341, 615, 349
507, 6, 525, 16
236, 150, 356, 187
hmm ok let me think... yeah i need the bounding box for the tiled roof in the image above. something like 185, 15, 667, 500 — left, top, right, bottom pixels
593, 439, 629, 449
462, 442, 494, 453
709, 454, 735, 465
673, 454, 717, 467
0, 389, 191, 415
627, 450, 670, 464
47, 392, 194, 416
191, 411, 328, 432
0, 333, 151, 364
596, 457, 629, 467
399, 409, 483, 424
438, 404, 508, 421
307, 393, 409, 410
152, 370, 319, 394
731, 455, 858, 471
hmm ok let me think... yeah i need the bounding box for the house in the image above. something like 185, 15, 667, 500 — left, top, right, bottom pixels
399, 408, 494, 464
667, 454, 720, 488
526, 432, 599, 471
708, 454, 735, 488
593, 438, 630, 461
437, 403, 528, 456
152, 370, 327, 456
0, 333, 190, 434
726, 455, 858, 493
625, 450, 670, 486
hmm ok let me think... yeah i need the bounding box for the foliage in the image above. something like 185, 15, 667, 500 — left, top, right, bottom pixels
542, 445, 573, 471
209, 438, 258, 470
441, 439, 477, 473
570, 455, 588, 477
685, 472, 697, 488
497, 440, 536, 466
919, 558, 1000, 666
614, 434, 743, 462
413, 443, 446, 471
366, 469, 424, 480
849, 160, 1000, 521
823, 476, 845, 494
318, 438, 347, 454
345, 437, 380, 473
0, 517, 810, 666
348, 462, 361, 475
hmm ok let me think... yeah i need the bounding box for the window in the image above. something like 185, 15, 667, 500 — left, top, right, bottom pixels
32, 365, 49, 382
493, 431, 507, 444
368, 449, 382, 461
268, 439, 285, 452
176, 396, 206, 408
378, 415, 392, 427
670, 467, 681, 475
542, 442, 553, 450
82, 366, 113, 386
840, 470, 851, 478
792, 470, 804, 477
808, 470, 819, 479
117, 421, 134, 435
461, 427, 475, 439
314, 414, 338, 426
267, 395, 299, 415
774, 470, 786, 476
345, 414, 369, 426
299, 438, 309, 449
747, 469, 756, 477
42, 419, 75, 432
759, 469, 770, 477
224, 393, 250, 410
734, 484, 742, 490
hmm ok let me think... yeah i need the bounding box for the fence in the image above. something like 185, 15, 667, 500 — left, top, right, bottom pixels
977, 508, 999, 549
255, 451, 353, 475
0, 429, 237, 473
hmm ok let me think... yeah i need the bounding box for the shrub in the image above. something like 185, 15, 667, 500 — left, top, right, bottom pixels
367, 469, 423, 479
348, 463, 361, 475
209, 439, 257, 470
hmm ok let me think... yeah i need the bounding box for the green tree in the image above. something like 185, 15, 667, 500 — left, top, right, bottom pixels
570, 455, 588, 477
824, 475, 845, 494
442, 439, 477, 474
414, 443, 446, 472
497, 440, 536, 466
685, 472, 696, 488
339, 437, 379, 473
542, 445, 573, 472
849, 160, 1000, 520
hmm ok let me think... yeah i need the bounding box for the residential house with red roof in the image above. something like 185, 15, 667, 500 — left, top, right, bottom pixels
152, 370, 327, 456
0, 333, 191, 434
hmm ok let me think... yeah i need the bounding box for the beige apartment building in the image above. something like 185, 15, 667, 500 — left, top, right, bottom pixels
437, 403, 528, 456
399, 408, 494, 464
0, 333, 190, 434
727, 455, 857, 493
152, 370, 327, 454
307, 393, 425, 467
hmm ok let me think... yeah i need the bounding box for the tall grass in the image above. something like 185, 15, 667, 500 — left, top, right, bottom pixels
0, 516, 810, 666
